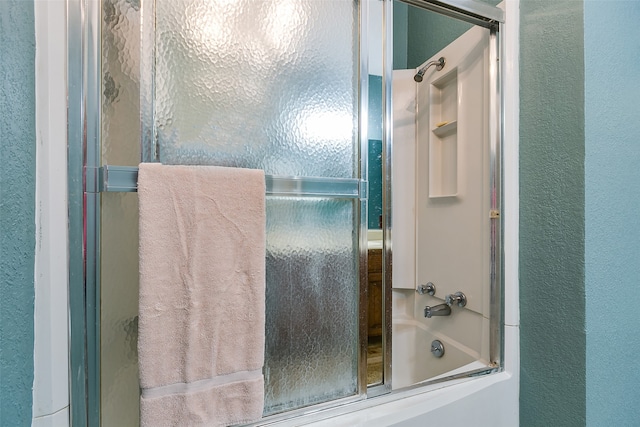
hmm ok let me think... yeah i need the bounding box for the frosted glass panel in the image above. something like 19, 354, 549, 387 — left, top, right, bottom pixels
99, 193, 140, 426
100, 1, 142, 425
154, 0, 358, 177
264, 198, 358, 414
102, 0, 141, 166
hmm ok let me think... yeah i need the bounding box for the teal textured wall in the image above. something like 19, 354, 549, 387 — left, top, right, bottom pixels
393, 0, 408, 70
0, 1, 36, 425
406, 6, 471, 69
519, 1, 586, 425
584, 2, 640, 425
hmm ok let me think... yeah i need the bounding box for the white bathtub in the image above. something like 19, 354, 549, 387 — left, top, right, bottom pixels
267, 320, 518, 427
392, 318, 487, 389
291, 323, 518, 427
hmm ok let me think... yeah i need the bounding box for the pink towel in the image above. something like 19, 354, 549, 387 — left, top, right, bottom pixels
138, 163, 265, 427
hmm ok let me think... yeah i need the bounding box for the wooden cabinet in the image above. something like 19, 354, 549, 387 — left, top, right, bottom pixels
368, 248, 383, 337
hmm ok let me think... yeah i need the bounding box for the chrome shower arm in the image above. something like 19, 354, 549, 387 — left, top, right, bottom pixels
414, 57, 446, 82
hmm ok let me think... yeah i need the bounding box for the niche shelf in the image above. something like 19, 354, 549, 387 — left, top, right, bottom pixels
429, 70, 458, 198
432, 120, 457, 137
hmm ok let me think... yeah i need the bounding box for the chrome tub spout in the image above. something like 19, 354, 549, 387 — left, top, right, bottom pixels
424, 303, 451, 318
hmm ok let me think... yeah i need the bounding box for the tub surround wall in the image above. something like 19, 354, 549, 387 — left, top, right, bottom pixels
519, 0, 586, 425
0, 1, 36, 425
391, 59, 491, 384
392, 22, 493, 380
391, 70, 416, 291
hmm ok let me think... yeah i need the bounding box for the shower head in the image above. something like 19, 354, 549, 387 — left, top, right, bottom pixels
414, 57, 446, 83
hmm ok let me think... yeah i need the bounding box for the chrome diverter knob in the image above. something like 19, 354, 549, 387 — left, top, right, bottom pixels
445, 291, 467, 308
416, 282, 436, 296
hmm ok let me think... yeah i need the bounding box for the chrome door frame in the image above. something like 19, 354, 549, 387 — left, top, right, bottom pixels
68, 0, 101, 425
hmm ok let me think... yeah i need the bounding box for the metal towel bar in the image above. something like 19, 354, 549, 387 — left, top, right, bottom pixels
95, 165, 367, 199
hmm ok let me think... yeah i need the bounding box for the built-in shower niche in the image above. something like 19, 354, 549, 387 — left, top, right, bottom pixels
428, 69, 458, 198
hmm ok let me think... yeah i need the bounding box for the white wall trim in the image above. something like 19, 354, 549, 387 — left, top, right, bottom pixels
501, 0, 520, 404
502, 0, 520, 329
33, 0, 70, 422
32, 406, 70, 427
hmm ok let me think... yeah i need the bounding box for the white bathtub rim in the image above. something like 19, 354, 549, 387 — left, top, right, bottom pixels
262, 370, 514, 426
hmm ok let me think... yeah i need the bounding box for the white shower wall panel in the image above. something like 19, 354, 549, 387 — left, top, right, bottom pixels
391, 69, 417, 290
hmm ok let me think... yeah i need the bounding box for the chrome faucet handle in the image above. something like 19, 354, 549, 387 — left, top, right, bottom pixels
416, 282, 436, 296
445, 291, 467, 307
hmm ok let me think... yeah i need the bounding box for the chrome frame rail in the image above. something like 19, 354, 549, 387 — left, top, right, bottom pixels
491, 20, 505, 368
67, 0, 87, 424
399, 0, 503, 28
358, 0, 371, 399
381, 0, 395, 397
68, 0, 101, 425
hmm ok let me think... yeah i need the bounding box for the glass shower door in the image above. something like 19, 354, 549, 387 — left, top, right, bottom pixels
149, 0, 362, 415
98, 0, 364, 423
